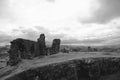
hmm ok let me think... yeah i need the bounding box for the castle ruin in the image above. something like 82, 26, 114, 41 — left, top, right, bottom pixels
8, 34, 61, 66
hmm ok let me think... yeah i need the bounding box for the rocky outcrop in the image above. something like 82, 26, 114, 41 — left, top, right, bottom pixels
5, 57, 120, 80
51, 39, 61, 54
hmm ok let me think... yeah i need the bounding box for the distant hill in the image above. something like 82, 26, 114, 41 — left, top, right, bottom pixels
0, 45, 10, 55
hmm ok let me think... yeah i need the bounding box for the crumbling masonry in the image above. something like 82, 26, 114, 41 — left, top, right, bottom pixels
35, 34, 46, 56
51, 39, 61, 54
8, 34, 61, 66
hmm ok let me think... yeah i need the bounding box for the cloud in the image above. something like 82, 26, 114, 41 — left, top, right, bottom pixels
8, 0, 99, 26
83, 0, 120, 23
0, 0, 120, 46
0, 0, 13, 21
0, 0, 7, 17
8, 26, 65, 42
46, 0, 55, 2
103, 35, 120, 45
0, 31, 13, 46
62, 39, 106, 45
62, 31, 120, 45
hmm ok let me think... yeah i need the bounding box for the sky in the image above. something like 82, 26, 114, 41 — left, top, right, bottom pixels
0, 0, 120, 46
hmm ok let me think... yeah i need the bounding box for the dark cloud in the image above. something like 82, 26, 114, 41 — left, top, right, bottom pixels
0, 27, 49, 46
103, 34, 120, 45
10, 26, 65, 42
62, 39, 106, 45
82, 0, 120, 23
35, 26, 66, 41
19, 28, 38, 41
0, 27, 120, 46
0, 35, 12, 43
0, 32, 13, 45
11, 27, 39, 41
62, 33, 120, 45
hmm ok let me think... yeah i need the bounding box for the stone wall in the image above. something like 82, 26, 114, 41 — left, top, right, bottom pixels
8, 38, 36, 65
51, 39, 61, 54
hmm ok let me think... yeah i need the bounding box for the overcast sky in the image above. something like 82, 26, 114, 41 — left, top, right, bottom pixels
0, 0, 120, 46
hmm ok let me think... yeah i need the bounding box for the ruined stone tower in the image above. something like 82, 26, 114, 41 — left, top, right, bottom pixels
35, 34, 46, 56
51, 39, 61, 54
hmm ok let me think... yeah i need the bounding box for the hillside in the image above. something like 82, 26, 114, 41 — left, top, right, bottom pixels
1, 52, 120, 80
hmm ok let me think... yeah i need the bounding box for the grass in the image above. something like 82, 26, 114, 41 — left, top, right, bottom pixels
0, 52, 120, 80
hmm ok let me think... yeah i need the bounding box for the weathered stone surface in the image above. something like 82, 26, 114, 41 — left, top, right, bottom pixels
8, 38, 36, 65
7, 40, 21, 66
51, 39, 61, 54
35, 34, 46, 56
8, 34, 61, 66
16, 38, 36, 58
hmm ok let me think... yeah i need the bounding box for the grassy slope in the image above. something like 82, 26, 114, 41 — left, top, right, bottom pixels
0, 52, 120, 80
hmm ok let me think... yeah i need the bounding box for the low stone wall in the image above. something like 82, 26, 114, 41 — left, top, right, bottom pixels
5, 57, 120, 80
